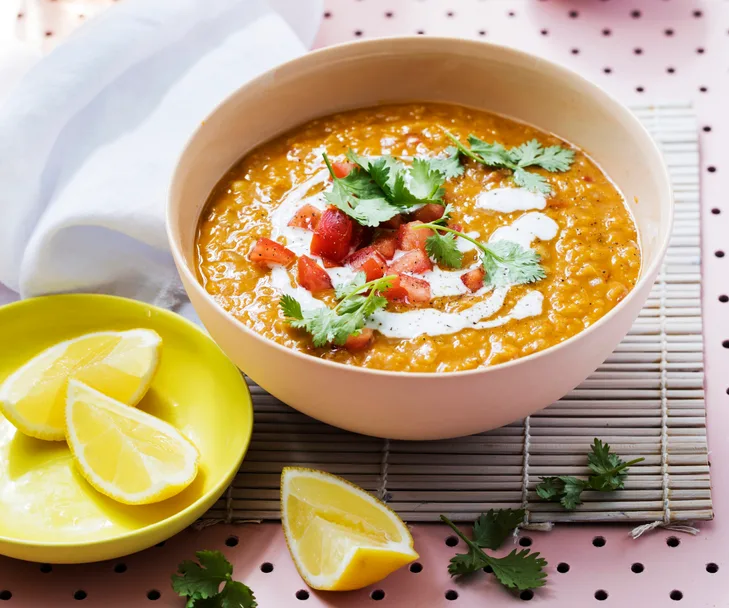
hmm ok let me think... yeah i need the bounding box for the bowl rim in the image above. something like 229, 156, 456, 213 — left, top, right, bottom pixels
0, 293, 253, 550
167, 35, 675, 379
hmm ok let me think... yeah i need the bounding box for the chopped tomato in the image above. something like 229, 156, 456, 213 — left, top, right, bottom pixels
381, 214, 404, 229
398, 221, 431, 252
344, 328, 374, 352
331, 161, 355, 179
297, 256, 333, 293
388, 249, 433, 274
371, 230, 398, 259
461, 267, 485, 292
350, 223, 373, 250
310, 208, 354, 263
288, 204, 322, 231
411, 203, 445, 223
399, 274, 431, 302
348, 247, 387, 282
383, 276, 409, 302
249, 238, 296, 267
321, 258, 340, 268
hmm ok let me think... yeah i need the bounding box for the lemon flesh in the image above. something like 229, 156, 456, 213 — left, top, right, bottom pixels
0, 329, 161, 440
65, 380, 199, 505
281, 467, 418, 591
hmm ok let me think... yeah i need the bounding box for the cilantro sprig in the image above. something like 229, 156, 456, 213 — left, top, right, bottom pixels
171, 550, 257, 608
415, 206, 546, 287
323, 148, 463, 226
281, 272, 395, 347
441, 509, 548, 592
536, 439, 645, 510
446, 131, 574, 195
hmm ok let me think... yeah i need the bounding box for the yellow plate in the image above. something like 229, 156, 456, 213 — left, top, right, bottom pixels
0, 294, 252, 563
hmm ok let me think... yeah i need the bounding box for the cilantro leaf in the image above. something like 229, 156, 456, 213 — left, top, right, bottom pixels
483, 240, 546, 287
513, 167, 552, 195
220, 581, 258, 608
427, 146, 465, 179
280, 274, 394, 348
587, 438, 644, 492
472, 508, 525, 550
535, 439, 644, 510
425, 232, 463, 269
440, 514, 548, 592
448, 545, 488, 576
323, 153, 399, 227
279, 294, 303, 321
488, 549, 548, 591
172, 550, 232, 601
447, 131, 574, 195
172, 551, 256, 608
535, 476, 589, 510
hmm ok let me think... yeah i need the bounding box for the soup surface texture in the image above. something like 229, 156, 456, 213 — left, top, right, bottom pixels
196, 103, 640, 373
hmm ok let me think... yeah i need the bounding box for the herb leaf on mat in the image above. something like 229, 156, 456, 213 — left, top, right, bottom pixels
535, 439, 645, 510
172, 550, 257, 608
440, 511, 548, 591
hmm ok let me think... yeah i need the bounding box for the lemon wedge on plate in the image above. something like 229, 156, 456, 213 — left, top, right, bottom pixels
65, 380, 199, 505
281, 467, 418, 591
0, 329, 161, 440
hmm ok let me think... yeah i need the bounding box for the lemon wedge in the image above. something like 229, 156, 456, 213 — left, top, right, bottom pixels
65, 380, 199, 505
0, 329, 162, 440
281, 467, 418, 591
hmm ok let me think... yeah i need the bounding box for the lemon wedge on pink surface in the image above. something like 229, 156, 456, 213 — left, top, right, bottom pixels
65, 380, 199, 505
0, 329, 161, 440
281, 467, 418, 591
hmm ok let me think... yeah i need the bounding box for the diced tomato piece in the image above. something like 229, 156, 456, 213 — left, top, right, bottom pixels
388, 249, 433, 274
350, 223, 373, 250
288, 204, 322, 231
344, 328, 374, 352
398, 221, 431, 252
399, 274, 431, 303
371, 230, 398, 260
297, 256, 333, 293
381, 214, 404, 229
321, 258, 340, 268
383, 276, 409, 302
461, 267, 485, 292
331, 161, 355, 179
411, 203, 445, 223
249, 238, 296, 268
310, 208, 354, 263
348, 247, 387, 282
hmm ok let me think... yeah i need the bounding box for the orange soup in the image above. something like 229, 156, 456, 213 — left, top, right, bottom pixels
196, 103, 640, 373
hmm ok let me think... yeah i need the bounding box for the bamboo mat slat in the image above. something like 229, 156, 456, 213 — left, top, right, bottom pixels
202, 102, 711, 525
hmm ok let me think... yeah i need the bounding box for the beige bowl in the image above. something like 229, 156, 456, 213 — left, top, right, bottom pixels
167, 37, 672, 440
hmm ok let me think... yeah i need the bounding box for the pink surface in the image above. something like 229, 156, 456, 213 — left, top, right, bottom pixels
2, 0, 729, 606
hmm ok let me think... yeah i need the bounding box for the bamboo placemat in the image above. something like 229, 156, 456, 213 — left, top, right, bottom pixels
202, 102, 710, 527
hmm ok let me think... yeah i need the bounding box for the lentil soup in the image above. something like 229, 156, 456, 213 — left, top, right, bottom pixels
196, 103, 640, 373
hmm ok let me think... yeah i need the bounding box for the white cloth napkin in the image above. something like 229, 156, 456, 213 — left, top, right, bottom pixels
0, 0, 322, 309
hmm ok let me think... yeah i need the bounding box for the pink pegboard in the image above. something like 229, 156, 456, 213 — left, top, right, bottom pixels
1, 0, 729, 606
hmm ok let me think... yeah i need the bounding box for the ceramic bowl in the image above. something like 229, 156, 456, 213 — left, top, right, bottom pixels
167, 38, 672, 440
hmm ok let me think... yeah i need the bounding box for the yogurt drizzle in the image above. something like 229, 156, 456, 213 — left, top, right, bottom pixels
267, 176, 559, 340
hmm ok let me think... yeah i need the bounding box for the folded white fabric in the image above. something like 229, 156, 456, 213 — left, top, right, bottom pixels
0, 0, 321, 308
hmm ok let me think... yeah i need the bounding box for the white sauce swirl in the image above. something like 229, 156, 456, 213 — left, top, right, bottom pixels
268, 176, 559, 340
476, 187, 547, 213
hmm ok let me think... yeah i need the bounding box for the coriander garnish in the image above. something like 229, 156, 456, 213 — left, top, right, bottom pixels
440, 509, 548, 591
171, 550, 257, 608
281, 272, 395, 347
322, 148, 463, 226
414, 205, 546, 287
446, 131, 575, 195
536, 438, 645, 510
